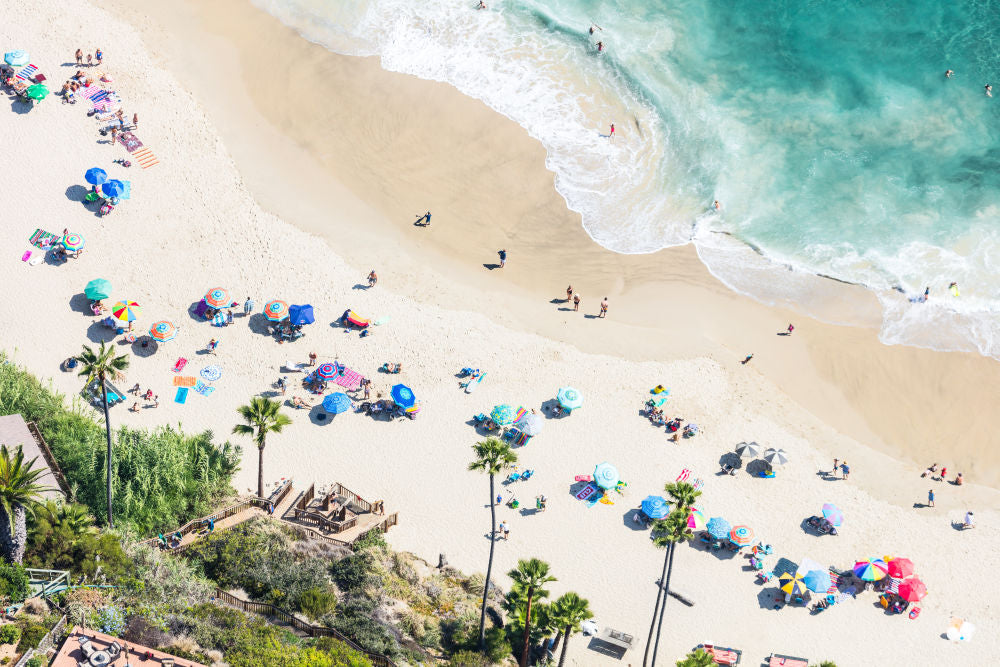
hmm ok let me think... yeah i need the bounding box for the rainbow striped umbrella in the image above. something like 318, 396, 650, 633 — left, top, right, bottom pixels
853, 559, 888, 582
111, 300, 141, 323
729, 525, 754, 547
263, 299, 289, 321
315, 363, 340, 381
61, 233, 85, 252
204, 287, 230, 309
149, 320, 178, 342
687, 507, 707, 530
779, 572, 808, 595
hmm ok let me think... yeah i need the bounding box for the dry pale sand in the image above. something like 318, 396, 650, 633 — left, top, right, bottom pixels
1, 0, 999, 665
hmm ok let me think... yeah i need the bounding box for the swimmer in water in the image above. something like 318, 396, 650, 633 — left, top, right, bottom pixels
949, 281, 960, 296
945, 69, 953, 78
986, 83, 993, 97
477, 0, 486, 8
713, 200, 721, 210
597, 41, 605, 52
609, 123, 615, 141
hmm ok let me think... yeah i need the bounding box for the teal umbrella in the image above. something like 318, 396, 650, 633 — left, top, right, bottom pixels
84, 279, 112, 301
706, 516, 731, 540
4, 50, 28, 67
557, 386, 583, 411
490, 404, 516, 425
803, 569, 832, 593
593, 461, 619, 490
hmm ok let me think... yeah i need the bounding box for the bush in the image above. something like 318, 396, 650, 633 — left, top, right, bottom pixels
0, 625, 19, 645
327, 597, 398, 659
330, 553, 377, 594
351, 529, 386, 553
448, 650, 493, 667
299, 587, 337, 622
0, 562, 30, 604
25, 504, 128, 581
24, 657, 43, 667
15, 624, 47, 654
97, 606, 126, 635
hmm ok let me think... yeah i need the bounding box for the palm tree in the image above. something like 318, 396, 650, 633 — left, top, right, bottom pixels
39, 500, 93, 541
76, 342, 129, 528
0, 445, 50, 564
650, 510, 694, 667
468, 437, 517, 649
676, 647, 715, 667
232, 396, 292, 498
643, 481, 700, 667
508, 558, 556, 667
551, 592, 592, 667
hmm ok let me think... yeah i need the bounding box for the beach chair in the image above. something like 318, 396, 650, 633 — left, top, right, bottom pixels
758, 571, 775, 584
521, 469, 534, 481
507, 471, 521, 483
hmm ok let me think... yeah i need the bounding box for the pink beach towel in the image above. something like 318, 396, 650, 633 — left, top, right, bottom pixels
77, 86, 102, 100
331, 366, 364, 390
676, 468, 691, 482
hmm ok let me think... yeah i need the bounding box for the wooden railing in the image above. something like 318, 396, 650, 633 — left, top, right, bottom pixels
283, 522, 352, 548
292, 507, 360, 534
26, 421, 70, 497
332, 482, 373, 513
137, 496, 271, 549
295, 483, 316, 512
269, 478, 295, 509
213, 589, 396, 667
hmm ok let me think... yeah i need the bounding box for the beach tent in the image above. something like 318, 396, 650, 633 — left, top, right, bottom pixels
84, 278, 112, 301
264, 299, 289, 321
391, 384, 416, 409
322, 392, 352, 415
149, 320, 178, 342
593, 461, 619, 490
640, 495, 670, 520
514, 412, 544, 436
557, 386, 583, 411
706, 517, 731, 540
821, 503, 844, 527
288, 304, 315, 325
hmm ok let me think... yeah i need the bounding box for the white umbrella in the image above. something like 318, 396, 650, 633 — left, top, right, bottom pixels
735, 441, 760, 458
763, 448, 789, 465
514, 412, 544, 436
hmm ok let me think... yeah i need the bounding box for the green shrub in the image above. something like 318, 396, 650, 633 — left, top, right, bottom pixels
327, 597, 398, 659
0, 562, 29, 604
330, 553, 376, 594
299, 587, 337, 621
15, 624, 47, 653
25, 503, 128, 581
0, 625, 19, 645
351, 528, 386, 552
24, 657, 43, 667
448, 650, 493, 667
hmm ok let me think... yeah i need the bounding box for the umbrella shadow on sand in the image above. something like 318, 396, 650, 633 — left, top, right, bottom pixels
745, 459, 771, 477
85, 321, 115, 344
65, 184, 88, 203
247, 313, 275, 336
757, 588, 785, 611
718, 452, 742, 471
622, 509, 649, 531
540, 399, 567, 419
131, 338, 158, 358
69, 293, 93, 315
308, 405, 334, 425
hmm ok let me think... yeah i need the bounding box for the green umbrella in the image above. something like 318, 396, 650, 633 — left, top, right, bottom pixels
26, 84, 48, 101
84, 279, 112, 301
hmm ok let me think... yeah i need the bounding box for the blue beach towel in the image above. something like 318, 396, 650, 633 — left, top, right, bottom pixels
119, 181, 131, 200
174, 387, 189, 404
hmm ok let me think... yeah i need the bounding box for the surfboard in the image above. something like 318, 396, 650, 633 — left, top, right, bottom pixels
465, 372, 486, 393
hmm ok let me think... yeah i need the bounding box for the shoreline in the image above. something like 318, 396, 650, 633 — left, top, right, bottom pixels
115, 0, 1000, 488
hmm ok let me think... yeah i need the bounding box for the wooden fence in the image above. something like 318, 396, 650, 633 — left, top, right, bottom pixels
137, 497, 270, 550
26, 421, 70, 497
213, 589, 396, 667
332, 482, 373, 513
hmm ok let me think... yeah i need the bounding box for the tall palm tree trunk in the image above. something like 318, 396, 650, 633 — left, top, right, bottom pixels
643, 546, 671, 666
520, 590, 534, 667
557, 626, 571, 667
101, 375, 114, 528
650, 542, 677, 667
479, 474, 497, 649
551, 626, 563, 653
0, 505, 27, 564
257, 444, 265, 498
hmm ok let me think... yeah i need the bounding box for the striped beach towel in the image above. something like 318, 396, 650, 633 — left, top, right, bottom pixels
28, 229, 57, 249
132, 147, 159, 168
172, 376, 197, 387
77, 86, 102, 100
89, 90, 111, 105
676, 468, 691, 482
331, 366, 364, 390
14, 64, 37, 81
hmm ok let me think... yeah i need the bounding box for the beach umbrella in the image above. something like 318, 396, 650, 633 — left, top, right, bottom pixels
640, 495, 670, 520
593, 462, 619, 490
706, 517, 731, 540
85, 167, 108, 185
779, 572, 808, 596
288, 304, 315, 325
100, 179, 124, 199
898, 577, 927, 602
84, 278, 112, 301
200, 365, 222, 382
4, 50, 29, 67
514, 412, 544, 436
735, 441, 760, 458
886, 557, 915, 580
111, 300, 141, 323
556, 386, 583, 411
263, 299, 289, 321
687, 507, 707, 530
315, 362, 340, 381
763, 448, 789, 466
729, 525, 754, 547
821, 503, 844, 527
853, 559, 888, 581
26, 84, 48, 101
204, 287, 230, 309
61, 233, 85, 252
391, 384, 416, 409
490, 404, 517, 425
149, 320, 178, 342
322, 392, 352, 415
803, 569, 832, 593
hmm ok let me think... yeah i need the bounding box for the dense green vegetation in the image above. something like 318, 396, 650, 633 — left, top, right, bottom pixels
0, 354, 240, 532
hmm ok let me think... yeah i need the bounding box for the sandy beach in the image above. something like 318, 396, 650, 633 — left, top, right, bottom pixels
2, 0, 999, 664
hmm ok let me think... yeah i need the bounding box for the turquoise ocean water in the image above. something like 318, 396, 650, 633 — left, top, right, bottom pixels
253, 0, 1000, 359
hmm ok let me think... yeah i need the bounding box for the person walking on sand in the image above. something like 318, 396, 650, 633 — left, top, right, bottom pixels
75, 49, 83, 65
208, 338, 219, 354
599, 297, 608, 318
95, 48, 103, 65
110, 126, 118, 145
940, 466, 947, 481
244, 297, 254, 316
786, 323, 794, 335
573, 293, 581, 311
367, 270, 378, 287
132, 112, 139, 128
308, 351, 317, 366
741, 353, 753, 365
833, 458, 839, 475
927, 489, 935, 507
87, 53, 92, 66
498, 249, 507, 268
608, 122, 615, 140
566, 285, 573, 302
840, 461, 850, 480
416, 211, 431, 226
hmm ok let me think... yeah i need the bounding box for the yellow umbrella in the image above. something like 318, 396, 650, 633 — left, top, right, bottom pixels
779, 572, 808, 595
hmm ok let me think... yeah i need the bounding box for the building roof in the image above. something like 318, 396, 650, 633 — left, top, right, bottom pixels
0, 414, 64, 500
51, 627, 208, 667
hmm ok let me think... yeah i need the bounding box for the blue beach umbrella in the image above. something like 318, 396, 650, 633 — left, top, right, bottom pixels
288, 304, 315, 325
557, 386, 583, 411
4, 50, 28, 67
821, 503, 844, 527
490, 404, 516, 425
101, 179, 124, 199
322, 392, 352, 415
803, 569, 832, 594
706, 517, 731, 540
391, 384, 416, 409
640, 495, 670, 520
593, 461, 619, 490
85, 167, 108, 185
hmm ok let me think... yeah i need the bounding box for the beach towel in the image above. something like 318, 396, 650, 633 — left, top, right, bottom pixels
194, 380, 215, 396
331, 366, 364, 390
77, 86, 101, 100
28, 229, 57, 249
119, 180, 131, 200
93, 98, 121, 113
172, 357, 188, 372
174, 387, 189, 404
132, 147, 159, 168
14, 64, 37, 82
89, 90, 111, 105
676, 468, 691, 482
21, 251, 31, 262
119, 131, 144, 153
575, 483, 602, 508
344, 311, 370, 328
513, 406, 527, 424
172, 376, 197, 387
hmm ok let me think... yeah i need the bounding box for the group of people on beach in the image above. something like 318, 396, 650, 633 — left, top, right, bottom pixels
564, 286, 608, 317
127, 383, 158, 411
